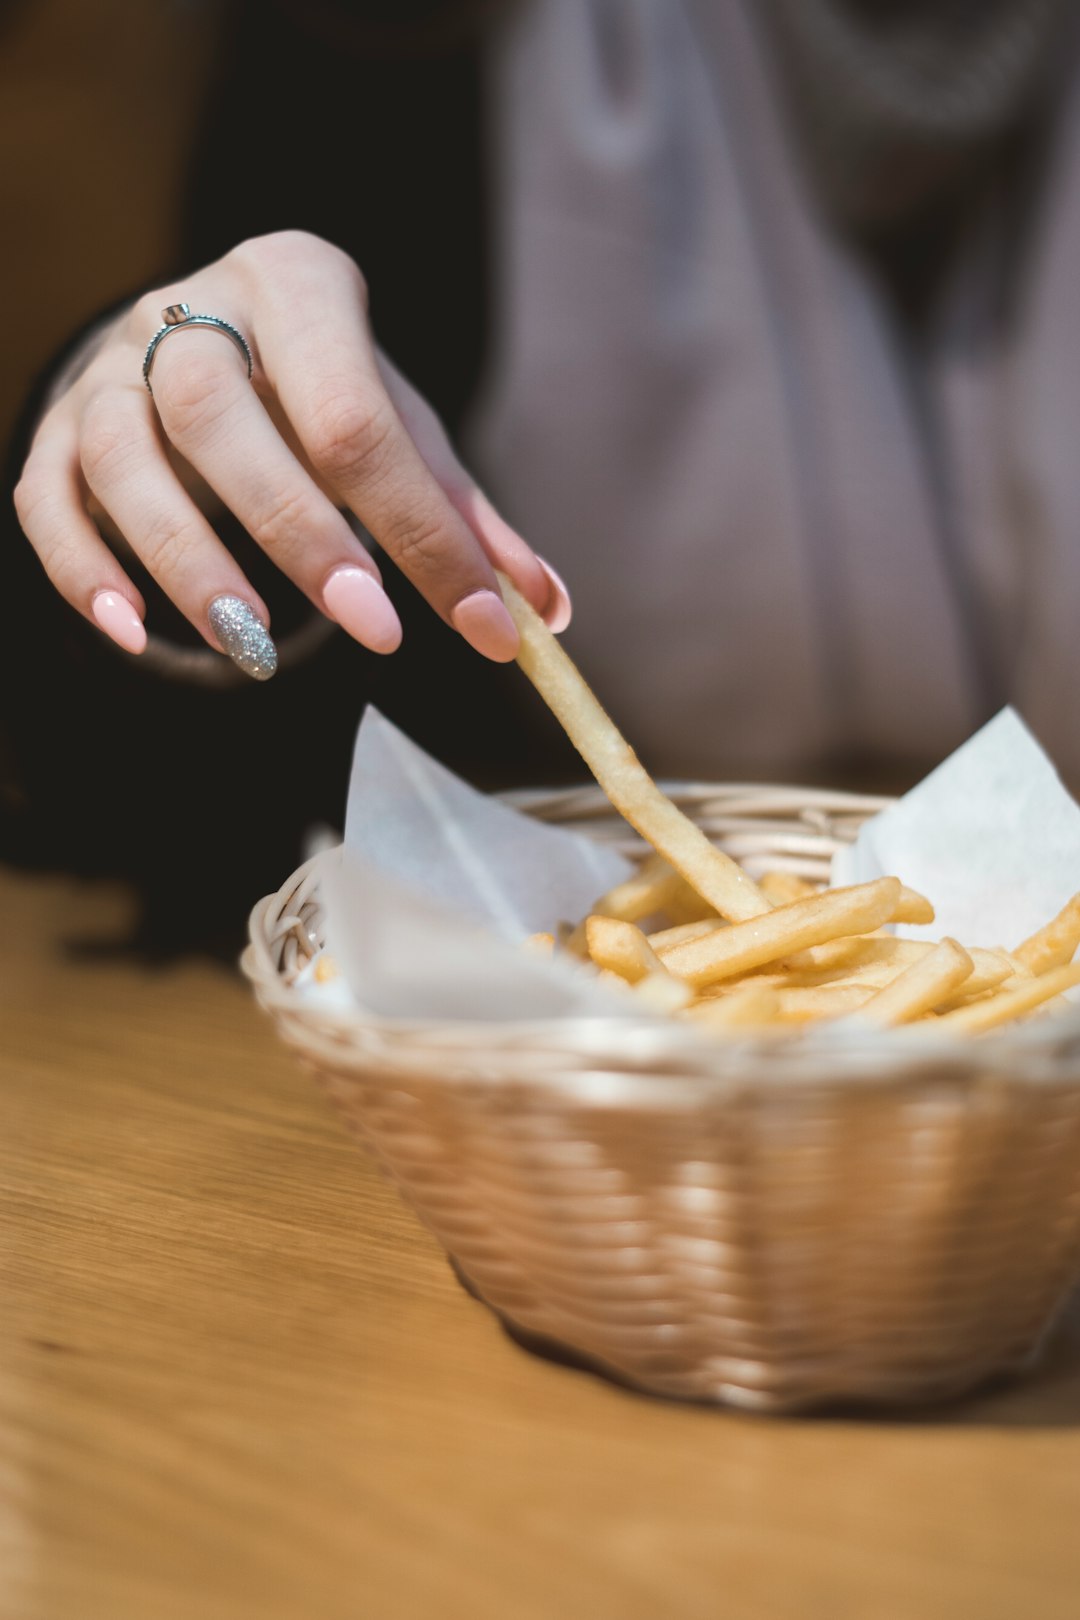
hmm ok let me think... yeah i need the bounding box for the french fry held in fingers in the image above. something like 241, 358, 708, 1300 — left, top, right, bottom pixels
501, 578, 1080, 1040
498, 573, 771, 923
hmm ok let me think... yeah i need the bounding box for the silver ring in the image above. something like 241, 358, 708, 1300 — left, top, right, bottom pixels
142, 302, 253, 396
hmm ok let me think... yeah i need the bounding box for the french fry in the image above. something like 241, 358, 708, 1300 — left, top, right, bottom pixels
782, 934, 1003, 984
685, 983, 783, 1030
660, 878, 902, 990
585, 916, 669, 985
947, 949, 1013, 998
661, 880, 722, 926
934, 950, 1014, 1008
498, 574, 771, 923
592, 964, 694, 1012
634, 973, 694, 1014
568, 853, 717, 955
688, 982, 875, 1027
761, 881, 932, 929
848, 938, 973, 1027
738, 944, 1008, 999
936, 962, 1080, 1034
1013, 891, 1080, 975
523, 932, 556, 957
590, 851, 681, 918
894, 886, 935, 926
649, 918, 726, 953
733, 942, 940, 991
759, 871, 818, 904
782, 932, 894, 974
566, 852, 675, 955
700, 954, 910, 993
773, 984, 878, 1022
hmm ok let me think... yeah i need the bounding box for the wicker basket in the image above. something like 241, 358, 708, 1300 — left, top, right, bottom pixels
242, 784, 1080, 1412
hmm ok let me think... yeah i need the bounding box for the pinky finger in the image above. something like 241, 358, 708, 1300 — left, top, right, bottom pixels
14, 443, 148, 654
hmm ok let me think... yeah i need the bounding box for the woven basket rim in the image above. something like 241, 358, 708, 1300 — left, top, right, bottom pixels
243, 779, 1080, 1099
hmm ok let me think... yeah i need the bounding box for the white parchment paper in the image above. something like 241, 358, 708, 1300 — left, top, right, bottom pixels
321, 708, 632, 1019
831, 708, 1080, 948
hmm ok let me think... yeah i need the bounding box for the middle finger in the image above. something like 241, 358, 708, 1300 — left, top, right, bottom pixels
254, 284, 535, 660
149, 327, 403, 653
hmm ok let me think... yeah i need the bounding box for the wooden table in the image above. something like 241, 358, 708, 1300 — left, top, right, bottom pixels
3, 865, 1080, 1620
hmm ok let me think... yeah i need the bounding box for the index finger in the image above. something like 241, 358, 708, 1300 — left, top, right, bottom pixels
252, 264, 547, 662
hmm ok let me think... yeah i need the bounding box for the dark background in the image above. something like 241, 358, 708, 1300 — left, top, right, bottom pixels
0, 0, 571, 955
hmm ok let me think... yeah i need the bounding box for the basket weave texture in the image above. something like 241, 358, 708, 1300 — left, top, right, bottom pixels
243, 784, 1080, 1412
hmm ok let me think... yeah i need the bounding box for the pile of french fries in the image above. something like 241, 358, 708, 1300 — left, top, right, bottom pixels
499, 576, 1080, 1037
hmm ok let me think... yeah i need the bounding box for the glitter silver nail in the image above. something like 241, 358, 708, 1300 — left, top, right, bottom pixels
207, 596, 278, 681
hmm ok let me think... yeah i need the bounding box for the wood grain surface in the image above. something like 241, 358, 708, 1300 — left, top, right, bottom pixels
3, 864, 1080, 1620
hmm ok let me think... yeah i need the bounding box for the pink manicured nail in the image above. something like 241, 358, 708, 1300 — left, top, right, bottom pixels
450, 588, 520, 661
537, 556, 572, 633
323, 566, 403, 654
91, 590, 146, 655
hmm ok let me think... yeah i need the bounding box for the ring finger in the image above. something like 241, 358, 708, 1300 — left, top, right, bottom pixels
79, 383, 282, 669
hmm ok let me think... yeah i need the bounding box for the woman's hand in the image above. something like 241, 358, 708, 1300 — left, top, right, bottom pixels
13, 231, 570, 675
